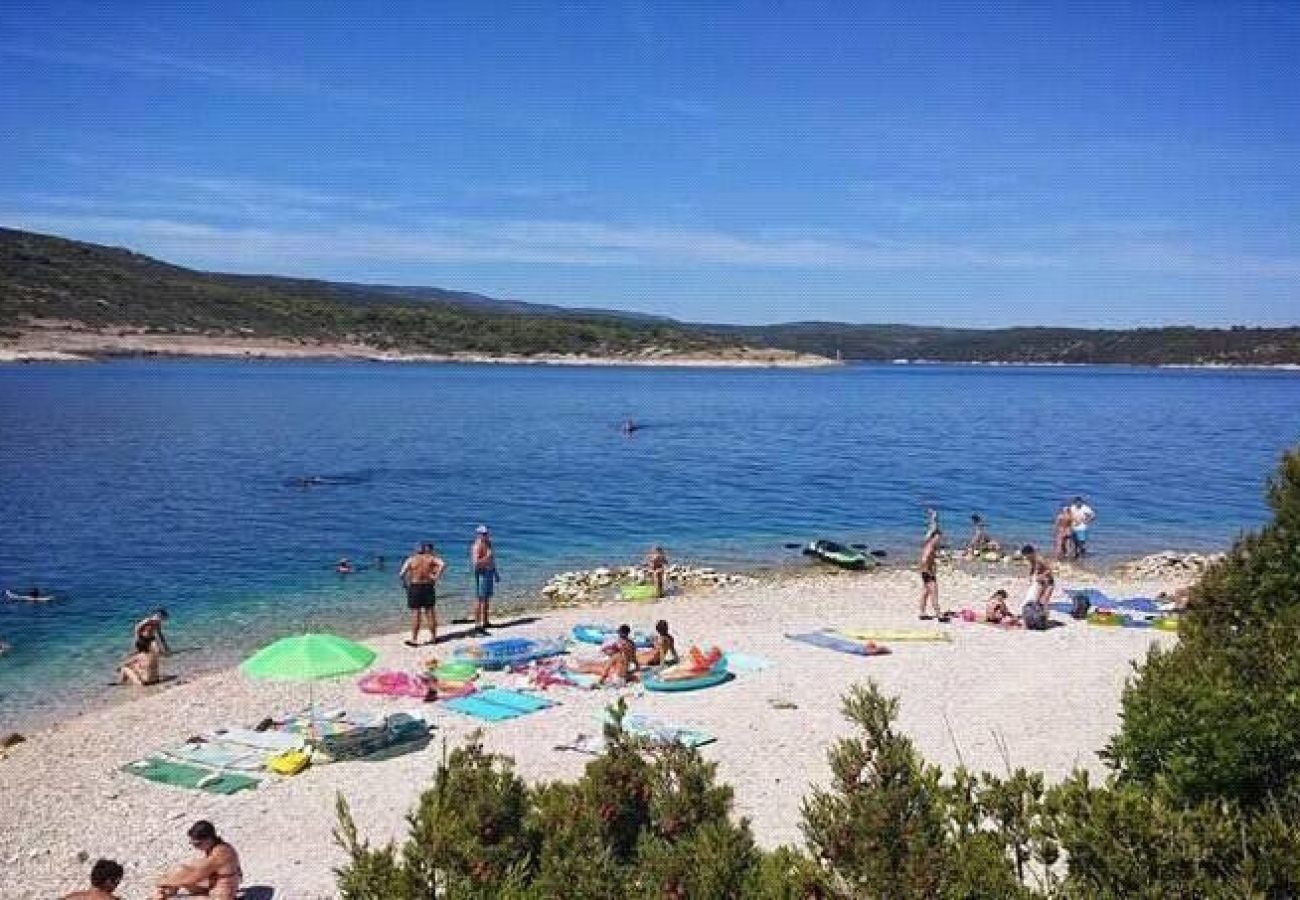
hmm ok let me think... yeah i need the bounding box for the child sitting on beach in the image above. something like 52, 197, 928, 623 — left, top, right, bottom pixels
637, 619, 680, 667
118, 635, 161, 686
984, 589, 1017, 624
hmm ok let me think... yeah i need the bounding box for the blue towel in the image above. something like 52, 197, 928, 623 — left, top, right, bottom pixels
476, 688, 556, 713
444, 696, 522, 722
721, 652, 774, 674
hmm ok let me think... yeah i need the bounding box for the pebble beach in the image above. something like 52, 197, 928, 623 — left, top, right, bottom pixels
1, 558, 1193, 900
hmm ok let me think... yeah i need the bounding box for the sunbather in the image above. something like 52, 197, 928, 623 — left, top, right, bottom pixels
153, 820, 241, 900
118, 636, 161, 686
134, 608, 171, 655
637, 619, 680, 667
63, 858, 124, 899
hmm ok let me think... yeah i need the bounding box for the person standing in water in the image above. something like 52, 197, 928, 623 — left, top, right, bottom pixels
1068, 496, 1096, 558
470, 525, 499, 635
1053, 505, 1075, 559
918, 526, 942, 620
399, 543, 445, 647
646, 545, 669, 598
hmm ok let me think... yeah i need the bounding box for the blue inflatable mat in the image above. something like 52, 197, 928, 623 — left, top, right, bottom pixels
642, 669, 734, 692
785, 631, 892, 657
571, 624, 654, 648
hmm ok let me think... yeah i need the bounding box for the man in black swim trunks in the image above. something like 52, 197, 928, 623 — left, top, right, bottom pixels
919, 527, 942, 620
399, 543, 445, 646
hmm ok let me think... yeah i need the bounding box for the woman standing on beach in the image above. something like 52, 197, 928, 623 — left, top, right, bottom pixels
646, 545, 668, 598
1053, 506, 1074, 559
1022, 544, 1056, 607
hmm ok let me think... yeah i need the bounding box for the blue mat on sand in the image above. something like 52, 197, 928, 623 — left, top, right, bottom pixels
444, 688, 558, 722
1059, 589, 1161, 614
785, 632, 891, 657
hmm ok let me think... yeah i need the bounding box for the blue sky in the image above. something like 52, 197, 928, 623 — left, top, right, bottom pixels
1, 2, 1297, 327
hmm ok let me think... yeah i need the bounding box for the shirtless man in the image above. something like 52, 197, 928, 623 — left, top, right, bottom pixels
600, 625, 641, 685
646, 545, 668, 598
918, 527, 942, 620
134, 608, 170, 656
63, 858, 124, 899
1053, 506, 1074, 559
470, 525, 498, 634
399, 543, 445, 647
153, 820, 241, 900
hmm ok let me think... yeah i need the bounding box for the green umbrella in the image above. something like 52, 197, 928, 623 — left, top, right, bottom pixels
240, 632, 376, 682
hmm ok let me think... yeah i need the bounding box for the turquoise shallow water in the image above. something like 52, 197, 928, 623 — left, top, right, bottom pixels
1, 360, 1298, 727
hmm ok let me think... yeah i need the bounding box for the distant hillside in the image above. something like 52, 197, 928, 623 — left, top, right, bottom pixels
3, 225, 1297, 366
0, 228, 745, 359
712, 322, 1300, 366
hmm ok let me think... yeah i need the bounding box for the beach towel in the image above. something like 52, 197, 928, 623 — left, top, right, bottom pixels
160, 741, 267, 772
834, 628, 952, 643
1061, 589, 1161, 614
444, 688, 558, 722
208, 727, 304, 753
720, 652, 775, 673
785, 631, 891, 657
122, 757, 259, 794
621, 713, 717, 748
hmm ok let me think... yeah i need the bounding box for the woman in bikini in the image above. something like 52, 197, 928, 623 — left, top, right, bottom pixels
118, 636, 161, 686
1022, 544, 1056, 606
637, 619, 680, 667
154, 820, 242, 900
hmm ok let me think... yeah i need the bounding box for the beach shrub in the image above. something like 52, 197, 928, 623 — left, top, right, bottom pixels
800, 683, 1042, 898
1105, 448, 1300, 807
335, 702, 765, 899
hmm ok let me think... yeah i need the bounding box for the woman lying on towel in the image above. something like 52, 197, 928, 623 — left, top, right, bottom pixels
153, 820, 241, 900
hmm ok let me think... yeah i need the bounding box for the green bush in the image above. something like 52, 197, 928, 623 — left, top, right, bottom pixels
1106, 449, 1300, 806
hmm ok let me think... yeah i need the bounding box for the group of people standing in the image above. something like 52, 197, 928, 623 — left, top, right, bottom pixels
918, 499, 1097, 622
398, 525, 499, 647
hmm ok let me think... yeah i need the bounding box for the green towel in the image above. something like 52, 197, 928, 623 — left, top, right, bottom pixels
123, 757, 259, 794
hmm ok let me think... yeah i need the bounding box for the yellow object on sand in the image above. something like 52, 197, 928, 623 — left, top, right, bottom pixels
267, 748, 311, 775
835, 628, 952, 643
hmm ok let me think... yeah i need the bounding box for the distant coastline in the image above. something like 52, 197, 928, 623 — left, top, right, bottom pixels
0, 327, 837, 368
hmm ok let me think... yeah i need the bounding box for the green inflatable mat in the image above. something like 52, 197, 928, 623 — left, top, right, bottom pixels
122, 757, 260, 794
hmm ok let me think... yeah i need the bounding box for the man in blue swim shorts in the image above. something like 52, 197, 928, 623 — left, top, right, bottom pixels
470, 525, 499, 635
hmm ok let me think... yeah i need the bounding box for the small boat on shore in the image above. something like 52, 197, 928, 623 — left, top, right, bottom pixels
802, 540, 875, 571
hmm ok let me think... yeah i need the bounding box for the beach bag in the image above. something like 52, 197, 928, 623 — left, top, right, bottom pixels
1070, 593, 1091, 620
1021, 601, 1049, 631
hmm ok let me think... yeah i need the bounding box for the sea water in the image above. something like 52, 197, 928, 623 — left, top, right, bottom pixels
1, 360, 1298, 727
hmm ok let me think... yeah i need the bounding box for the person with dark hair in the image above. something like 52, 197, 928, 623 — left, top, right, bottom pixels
600, 624, 641, 685
153, 820, 241, 899
645, 545, 668, 598
638, 619, 680, 667
984, 589, 1016, 624
134, 608, 170, 655
62, 858, 124, 899
118, 635, 161, 686
399, 542, 445, 647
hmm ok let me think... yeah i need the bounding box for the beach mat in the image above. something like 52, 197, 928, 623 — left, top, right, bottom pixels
721, 652, 775, 673
122, 757, 259, 794
1063, 589, 1162, 614
622, 713, 716, 748
445, 689, 557, 722
785, 632, 891, 657
209, 727, 304, 753
834, 628, 952, 643
161, 741, 267, 772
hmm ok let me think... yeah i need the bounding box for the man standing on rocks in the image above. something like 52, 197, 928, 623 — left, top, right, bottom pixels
399, 543, 445, 647
470, 525, 498, 635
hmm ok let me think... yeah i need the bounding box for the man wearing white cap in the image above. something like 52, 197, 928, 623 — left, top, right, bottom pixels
470, 525, 499, 634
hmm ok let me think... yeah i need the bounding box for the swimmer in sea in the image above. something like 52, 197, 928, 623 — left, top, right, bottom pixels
621, 419, 639, 435
336, 558, 355, 575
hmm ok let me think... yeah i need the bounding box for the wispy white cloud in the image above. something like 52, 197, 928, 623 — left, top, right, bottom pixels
0, 43, 396, 106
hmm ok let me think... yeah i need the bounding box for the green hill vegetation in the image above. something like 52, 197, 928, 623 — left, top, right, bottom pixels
336, 450, 1300, 898
0, 228, 740, 358
714, 321, 1300, 365
3, 225, 1298, 364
